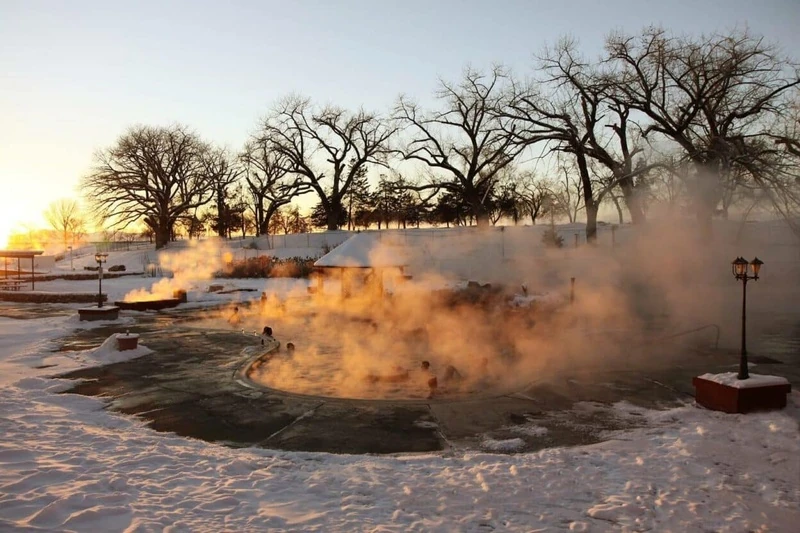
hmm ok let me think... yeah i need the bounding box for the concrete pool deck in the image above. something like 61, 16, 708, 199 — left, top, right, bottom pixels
14, 303, 796, 455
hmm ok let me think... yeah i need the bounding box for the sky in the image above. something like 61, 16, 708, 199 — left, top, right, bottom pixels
1, 0, 799, 244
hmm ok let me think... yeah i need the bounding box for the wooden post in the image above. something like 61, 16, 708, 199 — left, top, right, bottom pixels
376, 268, 384, 298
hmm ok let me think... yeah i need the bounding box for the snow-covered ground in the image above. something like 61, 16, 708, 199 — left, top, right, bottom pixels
2, 224, 799, 531
1, 276, 798, 531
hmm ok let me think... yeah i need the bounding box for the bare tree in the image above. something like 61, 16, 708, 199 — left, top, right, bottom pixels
259, 97, 395, 230
395, 67, 542, 226
44, 198, 85, 251
605, 28, 800, 238
543, 40, 658, 225
506, 40, 665, 240
517, 172, 555, 225
82, 125, 216, 248
204, 148, 242, 238
554, 163, 583, 223
240, 138, 309, 236
506, 76, 601, 236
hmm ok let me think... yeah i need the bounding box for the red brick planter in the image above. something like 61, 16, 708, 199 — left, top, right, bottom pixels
693, 374, 791, 413
116, 333, 140, 351
114, 298, 182, 311
78, 306, 120, 321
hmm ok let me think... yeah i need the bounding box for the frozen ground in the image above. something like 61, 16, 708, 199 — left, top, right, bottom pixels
2, 224, 799, 531
0, 274, 798, 531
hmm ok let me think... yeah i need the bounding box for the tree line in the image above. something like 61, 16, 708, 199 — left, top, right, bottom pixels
82, 27, 800, 248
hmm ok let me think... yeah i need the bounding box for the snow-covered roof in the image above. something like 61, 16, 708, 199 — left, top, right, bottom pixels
314, 233, 407, 268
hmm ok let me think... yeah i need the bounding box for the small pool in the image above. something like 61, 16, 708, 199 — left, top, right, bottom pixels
196, 303, 524, 402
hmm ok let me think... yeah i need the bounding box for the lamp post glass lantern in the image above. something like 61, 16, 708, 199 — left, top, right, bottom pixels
95, 252, 108, 308
731, 257, 763, 380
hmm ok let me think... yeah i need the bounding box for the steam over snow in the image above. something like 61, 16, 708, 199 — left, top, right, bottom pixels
1, 307, 798, 531
1, 223, 799, 531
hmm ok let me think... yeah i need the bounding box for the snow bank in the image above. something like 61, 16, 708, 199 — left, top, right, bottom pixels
315, 232, 407, 268
509, 291, 565, 308
1, 274, 799, 531
1, 373, 797, 531
481, 437, 526, 452
82, 334, 153, 365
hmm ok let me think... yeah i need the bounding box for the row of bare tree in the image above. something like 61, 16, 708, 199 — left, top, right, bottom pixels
82, 27, 800, 248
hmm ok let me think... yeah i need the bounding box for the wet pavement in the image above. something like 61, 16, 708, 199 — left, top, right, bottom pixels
6, 300, 798, 455
0, 303, 75, 320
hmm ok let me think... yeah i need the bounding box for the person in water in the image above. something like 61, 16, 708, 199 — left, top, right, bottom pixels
419, 361, 437, 399
442, 364, 462, 384
427, 376, 438, 399
260, 326, 274, 346
227, 306, 240, 327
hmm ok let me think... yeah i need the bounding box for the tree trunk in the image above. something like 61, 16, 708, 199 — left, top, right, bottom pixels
576, 150, 597, 243
155, 223, 170, 249
326, 214, 338, 231
611, 194, 625, 224
216, 190, 227, 238
472, 203, 490, 227
618, 178, 646, 224
347, 193, 353, 231
326, 198, 342, 231
585, 203, 598, 243
695, 163, 722, 241
255, 201, 267, 236
696, 205, 714, 241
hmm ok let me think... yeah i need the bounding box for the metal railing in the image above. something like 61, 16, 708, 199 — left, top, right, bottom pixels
93, 240, 153, 252
648, 324, 721, 350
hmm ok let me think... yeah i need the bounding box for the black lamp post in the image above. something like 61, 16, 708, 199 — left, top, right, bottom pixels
95, 252, 108, 308
731, 256, 763, 380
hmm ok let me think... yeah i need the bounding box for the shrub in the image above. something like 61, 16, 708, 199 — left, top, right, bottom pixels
217, 256, 316, 279
541, 227, 564, 248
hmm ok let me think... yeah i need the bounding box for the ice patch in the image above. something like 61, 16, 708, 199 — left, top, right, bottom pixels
509, 424, 549, 437
481, 437, 526, 452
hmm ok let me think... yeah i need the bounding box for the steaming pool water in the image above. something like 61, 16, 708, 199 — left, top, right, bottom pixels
191, 308, 522, 402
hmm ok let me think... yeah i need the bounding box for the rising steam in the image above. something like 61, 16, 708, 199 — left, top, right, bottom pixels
124, 239, 228, 301
157, 219, 797, 401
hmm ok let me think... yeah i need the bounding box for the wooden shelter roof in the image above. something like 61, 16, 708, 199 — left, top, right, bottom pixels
0, 250, 44, 259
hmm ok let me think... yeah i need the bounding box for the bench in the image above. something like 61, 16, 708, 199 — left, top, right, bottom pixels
0, 279, 23, 291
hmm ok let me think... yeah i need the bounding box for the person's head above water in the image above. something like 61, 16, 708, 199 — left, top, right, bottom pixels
286, 342, 295, 352
421, 360, 430, 370
263, 326, 273, 336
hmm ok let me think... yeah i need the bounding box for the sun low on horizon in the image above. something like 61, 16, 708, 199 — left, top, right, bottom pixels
0, 198, 49, 250
0, 209, 20, 249
0, 223, 9, 250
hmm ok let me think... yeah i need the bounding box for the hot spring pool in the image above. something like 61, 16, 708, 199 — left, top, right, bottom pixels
195, 309, 521, 402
